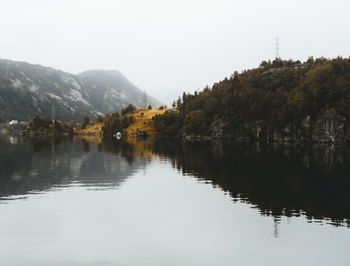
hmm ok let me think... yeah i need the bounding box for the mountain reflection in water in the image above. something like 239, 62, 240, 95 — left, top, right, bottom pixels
0, 135, 349, 227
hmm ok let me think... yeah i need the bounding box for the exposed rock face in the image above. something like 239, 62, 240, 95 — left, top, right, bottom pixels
208, 108, 350, 144
0, 59, 98, 122
0, 59, 161, 122
311, 109, 346, 143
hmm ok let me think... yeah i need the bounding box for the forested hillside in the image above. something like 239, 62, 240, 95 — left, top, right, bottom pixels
155, 57, 350, 142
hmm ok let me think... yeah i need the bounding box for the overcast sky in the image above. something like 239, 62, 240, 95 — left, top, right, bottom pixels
1, 0, 349, 104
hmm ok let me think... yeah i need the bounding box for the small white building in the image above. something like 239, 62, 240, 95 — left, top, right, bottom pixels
9, 120, 18, 125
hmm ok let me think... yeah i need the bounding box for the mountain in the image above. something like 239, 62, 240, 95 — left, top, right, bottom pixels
0, 59, 161, 123
78, 70, 161, 114
0, 59, 98, 122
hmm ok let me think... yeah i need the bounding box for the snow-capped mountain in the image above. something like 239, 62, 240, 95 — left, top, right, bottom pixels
0, 59, 161, 122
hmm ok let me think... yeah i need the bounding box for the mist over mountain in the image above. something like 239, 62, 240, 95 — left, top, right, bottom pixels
78, 70, 161, 114
0, 59, 161, 122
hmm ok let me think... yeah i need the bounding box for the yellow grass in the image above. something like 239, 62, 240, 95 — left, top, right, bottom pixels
125, 137, 156, 159
125, 109, 166, 135
73, 135, 102, 144
77, 122, 103, 135
75, 109, 166, 136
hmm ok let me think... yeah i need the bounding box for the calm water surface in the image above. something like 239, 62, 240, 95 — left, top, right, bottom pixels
0, 135, 349, 266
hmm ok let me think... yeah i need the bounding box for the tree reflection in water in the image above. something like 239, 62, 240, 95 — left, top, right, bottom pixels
150, 139, 350, 227
0, 134, 349, 227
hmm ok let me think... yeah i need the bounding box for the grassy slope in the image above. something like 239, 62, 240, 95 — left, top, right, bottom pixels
125, 109, 166, 135
75, 109, 166, 136
77, 122, 104, 134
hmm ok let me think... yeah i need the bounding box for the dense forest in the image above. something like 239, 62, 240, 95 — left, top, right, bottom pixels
154, 57, 350, 136
21, 115, 74, 136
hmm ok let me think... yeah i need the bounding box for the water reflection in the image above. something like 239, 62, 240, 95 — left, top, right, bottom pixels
151, 139, 350, 227
0, 134, 350, 227
0, 136, 145, 199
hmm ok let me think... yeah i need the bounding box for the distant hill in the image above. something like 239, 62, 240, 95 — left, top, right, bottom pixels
78, 70, 161, 114
0, 59, 161, 122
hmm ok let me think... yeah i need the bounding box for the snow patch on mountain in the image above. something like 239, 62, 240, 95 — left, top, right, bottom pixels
29, 84, 39, 92
46, 93, 62, 100
11, 79, 23, 89
67, 89, 90, 106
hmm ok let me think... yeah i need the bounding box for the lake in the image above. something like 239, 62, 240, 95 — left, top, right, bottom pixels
0, 134, 349, 266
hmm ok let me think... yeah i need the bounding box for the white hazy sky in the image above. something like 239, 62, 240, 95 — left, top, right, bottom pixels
1, 0, 349, 104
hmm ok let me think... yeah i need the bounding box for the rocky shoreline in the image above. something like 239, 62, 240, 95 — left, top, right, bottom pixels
2, 108, 350, 145
185, 109, 350, 144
